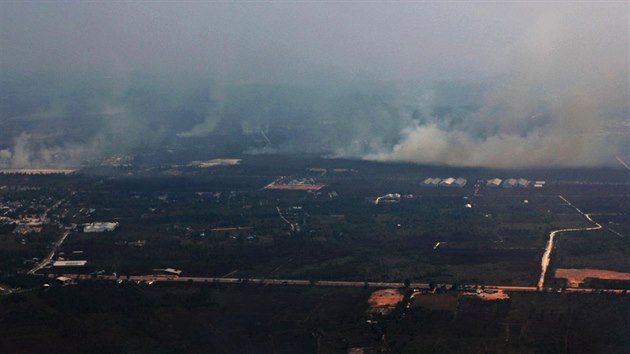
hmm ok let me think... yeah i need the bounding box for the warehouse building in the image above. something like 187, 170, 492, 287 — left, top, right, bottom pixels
440, 177, 456, 187
53, 260, 87, 267
84, 222, 119, 233
486, 178, 502, 187
502, 178, 518, 188
422, 177, 442, 186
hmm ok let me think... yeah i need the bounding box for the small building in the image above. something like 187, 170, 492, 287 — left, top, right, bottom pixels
422, 177, 441, 186
534, 181, 546, 188
375, 193, 401, 204
486, 178, 502, 187
84, 222, 119, 233
454, 178, 467, 188
55, 276, 75, 286
53, 260, 87, 267
517, 178, 530, 188
502, 178, 518, 188
307, 168, 327, 175
440, 177, 456, 187
152, 268, 182, 277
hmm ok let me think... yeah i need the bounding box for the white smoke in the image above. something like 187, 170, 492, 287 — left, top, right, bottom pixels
0, 132, 33, 168
0, 132, 89, 168
366, 11, 628, 168
177, 83, 224, 138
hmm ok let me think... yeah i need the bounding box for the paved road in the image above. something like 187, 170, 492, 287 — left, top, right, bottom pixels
537, 195, 603, 289
56, 274, 629, 295
29, 228, 71, 275
28, 200, 68, 275
276, 206, 295, 231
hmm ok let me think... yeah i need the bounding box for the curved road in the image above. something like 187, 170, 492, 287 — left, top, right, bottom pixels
537, 195, 602, 289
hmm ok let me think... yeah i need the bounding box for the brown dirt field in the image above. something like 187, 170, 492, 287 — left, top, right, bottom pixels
555, 268, 630, 287
462, 290, 510, 301
410, 293, 458, 311
368, 289, 403, 308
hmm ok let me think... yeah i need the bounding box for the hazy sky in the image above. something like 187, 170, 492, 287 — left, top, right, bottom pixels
3, 2, 625, 83
1, 1, 628, 168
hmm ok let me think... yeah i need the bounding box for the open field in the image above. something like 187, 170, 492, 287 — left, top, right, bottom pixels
462, 289, 510, 301
410, 293, 458, 311
1, 154, 629, 352
368, 288, 403, 307
2, 155, 627, 288
555, 268, 630, 287
2, 282, 630, 353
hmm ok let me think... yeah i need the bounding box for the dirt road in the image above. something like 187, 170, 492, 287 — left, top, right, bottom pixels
537, 195, 602, 289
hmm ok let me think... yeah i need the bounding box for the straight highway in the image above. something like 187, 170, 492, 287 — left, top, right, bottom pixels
56, 274, 629, 295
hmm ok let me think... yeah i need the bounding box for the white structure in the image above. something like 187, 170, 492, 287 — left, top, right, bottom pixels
454, 178, 467, 188
502, 178, 518, 188
431, 178, 441, 186
517, 179, 530, 188
84, 222, 119, 233
53, 260, 87, 267
376, 193, 401, 204
486, 178, 502, 187
440, 177, 456, 187
55, 276, 75, 286
423, 177, 442, 185
152, 268, 182, 276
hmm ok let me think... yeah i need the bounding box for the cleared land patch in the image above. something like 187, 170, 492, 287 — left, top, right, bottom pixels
368, 288, 403, 315
555, 268, 630, 287
410, 293, 458, 311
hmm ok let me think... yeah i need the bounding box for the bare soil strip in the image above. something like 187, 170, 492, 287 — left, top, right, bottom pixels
555, 268, 630, 287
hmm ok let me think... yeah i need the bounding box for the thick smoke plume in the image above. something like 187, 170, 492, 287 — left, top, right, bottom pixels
1, 3, 627, 169
366, 12, 628, 168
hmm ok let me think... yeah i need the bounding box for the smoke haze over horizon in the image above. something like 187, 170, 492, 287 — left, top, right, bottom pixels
1, 2, 628, 168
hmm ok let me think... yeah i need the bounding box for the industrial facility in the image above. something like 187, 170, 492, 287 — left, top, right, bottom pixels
423, 177, 467, 188
502, 178, 518, 188
422, 177, 442, 187
83, 222, 119, 233
486, 178, 502, 187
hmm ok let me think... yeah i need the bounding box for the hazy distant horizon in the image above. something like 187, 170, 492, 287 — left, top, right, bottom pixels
1, 2, 628, 168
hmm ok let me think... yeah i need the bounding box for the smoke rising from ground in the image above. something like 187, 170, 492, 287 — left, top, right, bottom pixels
366, 10, 628, 167
0, 3, 627, 168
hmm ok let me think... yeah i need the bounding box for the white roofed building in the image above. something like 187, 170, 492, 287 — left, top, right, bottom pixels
84, 222, 119, 233
454, 178, 467, 188
422, 178, 442, 186
502, 178, 518, 188
486, 178, 502, 187
440, 177, 456, 187
53, 260, 87, 267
